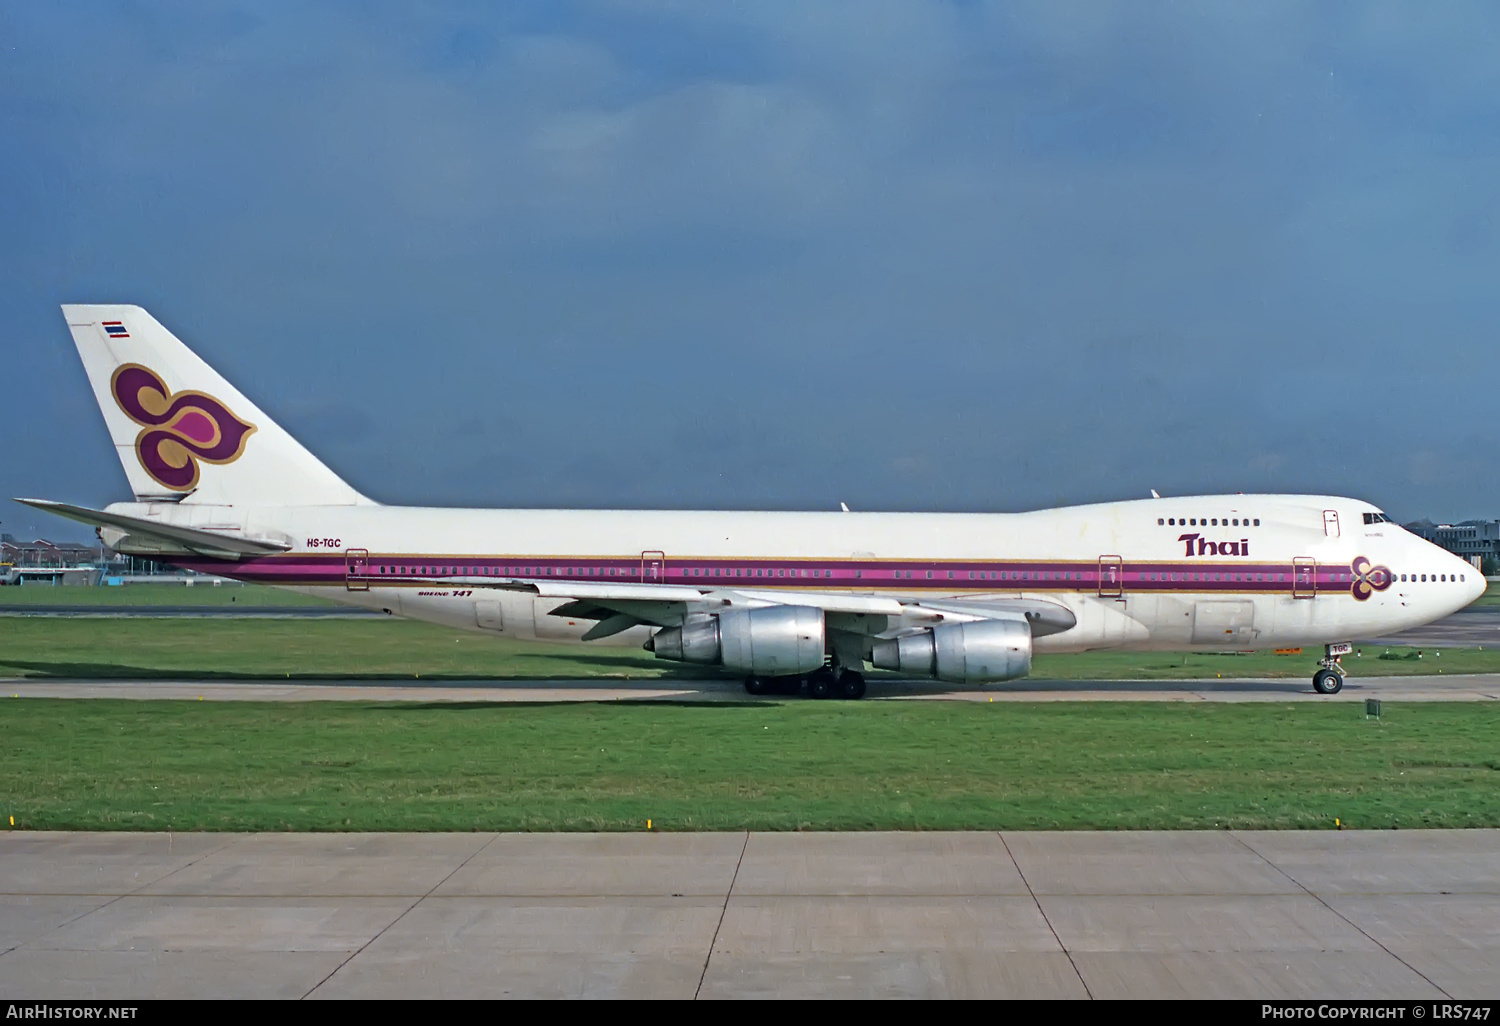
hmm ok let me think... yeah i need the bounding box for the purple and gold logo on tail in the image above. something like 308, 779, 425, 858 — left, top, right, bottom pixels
1350, 556, 1393, 601
110, 364, 256, 491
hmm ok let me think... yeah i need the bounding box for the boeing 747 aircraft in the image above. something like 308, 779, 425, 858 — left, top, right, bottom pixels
19, 305, 1485, 698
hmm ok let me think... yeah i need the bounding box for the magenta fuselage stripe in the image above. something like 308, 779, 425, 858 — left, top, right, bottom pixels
170, 552, 1407, 598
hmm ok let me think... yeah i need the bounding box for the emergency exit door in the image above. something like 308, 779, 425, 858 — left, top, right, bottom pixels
1292, 557, 1316, 598
1098, 555, 1123, 597
640, 550, 665, 584
345, 548, 369, 592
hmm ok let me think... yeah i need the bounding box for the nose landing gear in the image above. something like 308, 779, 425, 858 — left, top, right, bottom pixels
1312, 643, 1351, 694
1312, 667, 1344, 694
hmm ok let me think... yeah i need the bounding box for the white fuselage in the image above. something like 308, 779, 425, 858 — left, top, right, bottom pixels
130, 492, 1481, 658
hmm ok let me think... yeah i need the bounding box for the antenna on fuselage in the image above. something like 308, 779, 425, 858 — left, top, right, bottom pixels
1150, 489, 1161, 499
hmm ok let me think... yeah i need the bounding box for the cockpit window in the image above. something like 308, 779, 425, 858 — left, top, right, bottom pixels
1363, 512, 1392, 525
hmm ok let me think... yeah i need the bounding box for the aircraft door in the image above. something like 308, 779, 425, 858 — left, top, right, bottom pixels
1292, 557, 1316, 598
345, 548, 369, 592
1098, 555, 1123, 598
475, 601, 504, 631
640, 550, 665, 584
1323, 510, 1340, 537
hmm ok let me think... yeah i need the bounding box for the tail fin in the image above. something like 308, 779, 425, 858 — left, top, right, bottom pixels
62, 304, 372, 506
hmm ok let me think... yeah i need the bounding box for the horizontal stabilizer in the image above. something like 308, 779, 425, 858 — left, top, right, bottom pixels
15, 498, 292, 560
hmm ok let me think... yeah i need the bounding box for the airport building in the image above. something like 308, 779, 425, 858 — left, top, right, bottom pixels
0, 534, 230, 586
1403, 519, 1500, 574
0, 534, 104, 585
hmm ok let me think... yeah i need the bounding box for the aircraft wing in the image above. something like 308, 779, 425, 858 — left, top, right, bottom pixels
415, 573, 1076, 639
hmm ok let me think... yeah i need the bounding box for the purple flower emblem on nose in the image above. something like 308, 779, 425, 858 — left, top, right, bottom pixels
110, 364, 257, 491
1350, 556, 1392, 601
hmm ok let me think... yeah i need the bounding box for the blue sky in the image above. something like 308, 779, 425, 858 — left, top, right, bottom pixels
3, 2, 1499, 540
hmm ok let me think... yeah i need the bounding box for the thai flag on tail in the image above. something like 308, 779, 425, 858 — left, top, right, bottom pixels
102, 321, 129, 338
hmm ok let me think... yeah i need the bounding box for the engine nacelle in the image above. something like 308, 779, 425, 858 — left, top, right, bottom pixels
870, 619, 1032, 683
648, 605, 825, 676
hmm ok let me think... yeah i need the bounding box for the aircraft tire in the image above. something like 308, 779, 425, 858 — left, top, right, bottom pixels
744, 676, 769, 696
808, 669, 835, 700
1312, 668, 1344, 695
838, 671, 867, 700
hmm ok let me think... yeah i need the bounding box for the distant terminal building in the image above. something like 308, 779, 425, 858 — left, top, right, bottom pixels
1, 533, 239, 587
0, 534, 104, 585
1403, 520, 1500, 574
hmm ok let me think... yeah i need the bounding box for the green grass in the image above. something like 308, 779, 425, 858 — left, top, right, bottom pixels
2, 699, 1497, 831
0, 619, 677, 680
0, 583, 333, 606
1, 617, 1498, 681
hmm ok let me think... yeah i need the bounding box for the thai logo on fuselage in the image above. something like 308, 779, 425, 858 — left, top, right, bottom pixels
110, 364, 256, 491
1349, 556, 1392, 601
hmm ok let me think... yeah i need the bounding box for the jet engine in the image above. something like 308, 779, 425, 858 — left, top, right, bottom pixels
869, 618, 1031, 683
647, 605, 825, 676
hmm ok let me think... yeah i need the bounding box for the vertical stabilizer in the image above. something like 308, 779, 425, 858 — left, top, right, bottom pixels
62, 304, 373, 506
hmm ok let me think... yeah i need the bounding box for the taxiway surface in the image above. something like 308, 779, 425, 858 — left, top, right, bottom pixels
6, 672, 1500, 703
1, 830, 1495, 999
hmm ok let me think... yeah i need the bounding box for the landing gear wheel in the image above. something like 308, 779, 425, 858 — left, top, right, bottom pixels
837, 671, 867, 700
808, 668, 836, 700
1312, 668, 1344, 695
744, 676, 768, 696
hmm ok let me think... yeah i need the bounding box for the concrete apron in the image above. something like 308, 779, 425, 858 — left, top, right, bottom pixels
1, 829, 1496, 999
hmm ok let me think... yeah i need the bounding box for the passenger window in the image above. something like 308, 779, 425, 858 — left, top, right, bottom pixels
1253, 519, 1260, 526
1189, 519, 1196, 526
1168, 518, 1175, 525
1158, 518, 1165, 525
925, 571, 933, 579
1211, 518, 1218, 526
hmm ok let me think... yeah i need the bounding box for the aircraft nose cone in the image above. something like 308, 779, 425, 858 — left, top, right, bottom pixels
1468, 566, 1488, 605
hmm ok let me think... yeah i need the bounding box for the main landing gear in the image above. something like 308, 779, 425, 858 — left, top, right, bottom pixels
744, 666, 867, 700
1312, 643, 1350, 695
